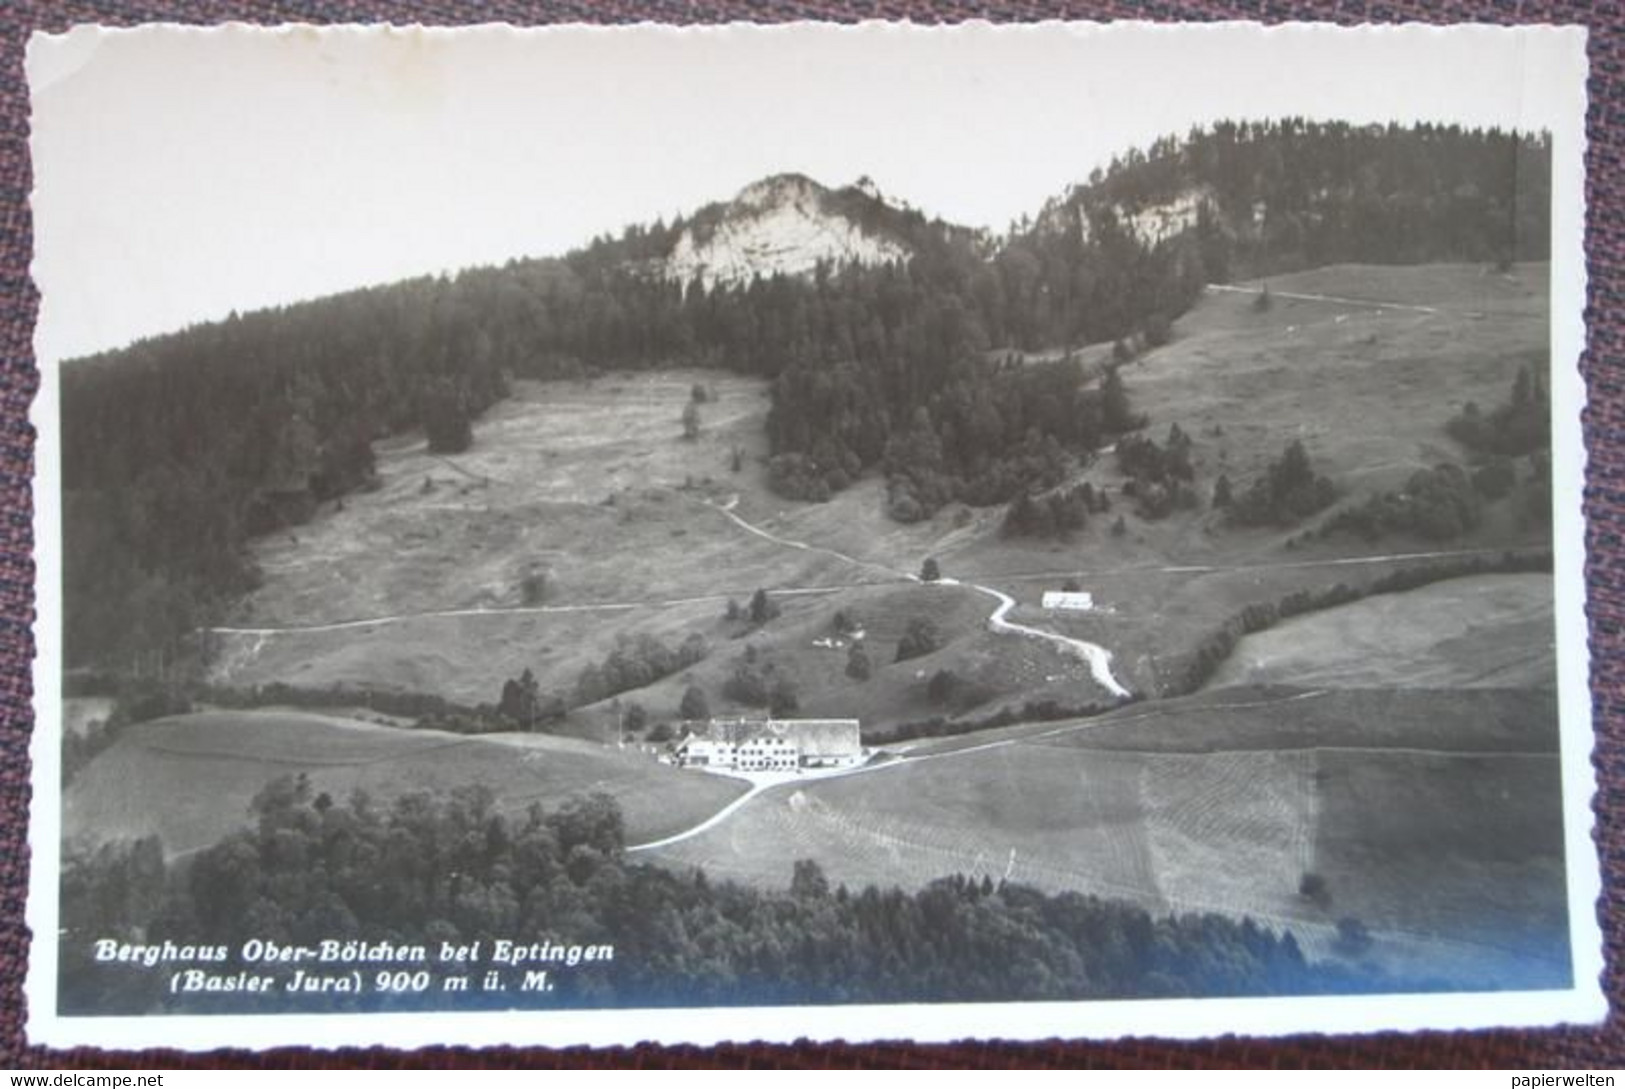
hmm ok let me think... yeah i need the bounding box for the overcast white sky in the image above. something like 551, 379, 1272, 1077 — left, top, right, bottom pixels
26, 21, 1584, 364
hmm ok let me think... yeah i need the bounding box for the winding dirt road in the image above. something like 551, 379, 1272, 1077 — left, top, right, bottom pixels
709, 497, 1134, 698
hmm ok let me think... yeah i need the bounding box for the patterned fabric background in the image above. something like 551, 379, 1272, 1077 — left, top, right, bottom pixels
0, 0, 1618, 1069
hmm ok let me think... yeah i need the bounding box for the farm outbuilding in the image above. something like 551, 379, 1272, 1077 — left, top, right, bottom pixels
674, 718, 862, 772
1042, 590, 1095, 610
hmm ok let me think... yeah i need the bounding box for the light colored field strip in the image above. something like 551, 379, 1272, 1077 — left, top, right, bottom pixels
1023, 738, 1558, 760
132, 733, 481, 768
207, 586, 849, 637
1206, 282, 1440, 314
978, 546, 1541, 585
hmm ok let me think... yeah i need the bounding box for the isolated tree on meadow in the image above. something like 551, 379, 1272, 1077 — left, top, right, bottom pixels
846, 643, 873, 681
919, 558, 942, 582
1101, 366, 1141, 434
790, 859, 831, 900
520, 569, 549, 606
499, 667, 542, 729
896, 618, 942, 663
423, 379, 474, 454
749, 588, 780, 624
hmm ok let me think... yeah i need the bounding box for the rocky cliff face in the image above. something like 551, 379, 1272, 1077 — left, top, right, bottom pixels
663, 174, 912, 288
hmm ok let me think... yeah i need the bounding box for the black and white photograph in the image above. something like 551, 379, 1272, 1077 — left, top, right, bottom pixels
23, 21, 1600, 1048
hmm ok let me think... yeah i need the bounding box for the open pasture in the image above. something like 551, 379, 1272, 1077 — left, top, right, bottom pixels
948, 262, 1549, 574
569, 578, 1105, 740
1128, 262, 1548, 500
65, 709, 746, 856
933, 264, 1552, 697
1207, 573, 1555, 690
646, 681, 1566, 989
233, 370, 840, 630
210, 265, 1553, 727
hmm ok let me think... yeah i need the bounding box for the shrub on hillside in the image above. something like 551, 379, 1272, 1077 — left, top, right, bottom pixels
1472, 457, 1517, 501
1229, 440, 1336, 527
896, 618, 943, 663
749, 589, 781, 624
1324, 463, 1482, 542
723, 662, 771, 707
1446, 366, 1550, 458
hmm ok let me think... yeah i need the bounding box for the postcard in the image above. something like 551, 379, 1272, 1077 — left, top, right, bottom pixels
22, 20, 1601, 1049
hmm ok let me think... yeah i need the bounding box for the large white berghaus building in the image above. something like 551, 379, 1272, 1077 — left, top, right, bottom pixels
674, 718, 863, 773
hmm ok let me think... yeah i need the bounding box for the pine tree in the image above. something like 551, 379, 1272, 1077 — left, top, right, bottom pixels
846, 643, 873, 681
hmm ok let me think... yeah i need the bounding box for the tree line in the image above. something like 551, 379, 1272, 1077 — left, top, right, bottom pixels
60, 784, 1434, 1015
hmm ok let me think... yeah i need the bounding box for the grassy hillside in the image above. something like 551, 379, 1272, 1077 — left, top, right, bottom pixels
1207, 573, 1555, 690
205, 366, 1109, 726
206, 264, 1551, 731
65, 709, 746, 856
935, 263, 1552, 695
644, 682, 1566, 991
